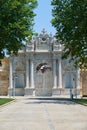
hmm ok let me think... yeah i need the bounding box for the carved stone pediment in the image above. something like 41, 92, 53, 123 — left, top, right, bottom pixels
39, 28, 49, 41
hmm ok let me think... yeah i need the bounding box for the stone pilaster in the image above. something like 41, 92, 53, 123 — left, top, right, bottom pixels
76, 68, 80, 89
53, 59, 57, 88
52, 58, 59, 96
31, 59, 34, 88
75, 68, 80, 96
58, 57, 62, 88
25, 57, 35, 96
25, 57, 30, 88
8, 56, 13, 96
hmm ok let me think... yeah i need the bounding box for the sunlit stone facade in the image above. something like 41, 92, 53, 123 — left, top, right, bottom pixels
8, 29, 81, 96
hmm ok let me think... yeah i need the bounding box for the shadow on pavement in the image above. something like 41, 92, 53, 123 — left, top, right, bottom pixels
24, 97, 76, 105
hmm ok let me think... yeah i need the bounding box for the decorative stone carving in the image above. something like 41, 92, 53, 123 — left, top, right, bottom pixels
7, 29, 82, 97
36, 62, 51, 73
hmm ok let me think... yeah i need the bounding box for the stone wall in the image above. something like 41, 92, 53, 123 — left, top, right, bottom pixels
81, 71, 87, 96
0, 57, 87, 97
0, 58, 9, 95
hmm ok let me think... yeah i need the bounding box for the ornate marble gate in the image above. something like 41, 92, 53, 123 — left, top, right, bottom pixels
8, 29, 81, 97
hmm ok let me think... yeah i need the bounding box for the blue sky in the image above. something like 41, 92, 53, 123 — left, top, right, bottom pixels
34, 0, 56, 35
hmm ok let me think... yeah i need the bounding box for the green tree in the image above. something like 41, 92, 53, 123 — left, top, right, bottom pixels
0, 0, 37, 59
51, 0, 87, 68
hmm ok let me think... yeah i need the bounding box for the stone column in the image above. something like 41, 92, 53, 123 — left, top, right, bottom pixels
58, 57, 62, 88
8, 56, 14, 96
30, 59, 34, 88
76, 68, 80, 88
9, 56, 13, 89
25, 57, 29, 88
53, 59, 57, 88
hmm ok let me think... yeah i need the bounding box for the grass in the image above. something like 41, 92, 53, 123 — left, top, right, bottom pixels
72, 98, 87, 106
0, 98, 14, 106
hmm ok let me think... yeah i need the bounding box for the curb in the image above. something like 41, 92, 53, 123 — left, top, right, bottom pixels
71, 100, 87, 107
0, 99, 16, 108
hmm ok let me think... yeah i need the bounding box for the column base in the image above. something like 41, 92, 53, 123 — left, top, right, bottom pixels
73, 88, 81, 96
25, 87, 35, 96
8, 88, 13, 96
52, 88, 81, 97
8, 88, 25, 96
52, 88, 63, 96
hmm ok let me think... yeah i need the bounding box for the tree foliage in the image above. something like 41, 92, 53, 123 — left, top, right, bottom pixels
0, 0, 37, 58
51, 0, 87, 68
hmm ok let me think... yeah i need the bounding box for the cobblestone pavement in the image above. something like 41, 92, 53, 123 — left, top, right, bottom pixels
0, 97, 87, 130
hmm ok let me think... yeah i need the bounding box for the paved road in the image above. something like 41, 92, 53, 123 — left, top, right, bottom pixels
0, 97, 87, 130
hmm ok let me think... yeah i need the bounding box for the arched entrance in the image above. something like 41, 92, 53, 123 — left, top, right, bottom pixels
35, 63, 52, 96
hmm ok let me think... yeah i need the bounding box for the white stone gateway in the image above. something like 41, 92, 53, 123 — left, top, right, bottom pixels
8, 29, 80, 97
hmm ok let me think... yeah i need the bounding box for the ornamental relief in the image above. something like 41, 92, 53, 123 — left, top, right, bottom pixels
25, 29, 63, 52
34, 60, 52, 73
36, 62, 52, 73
